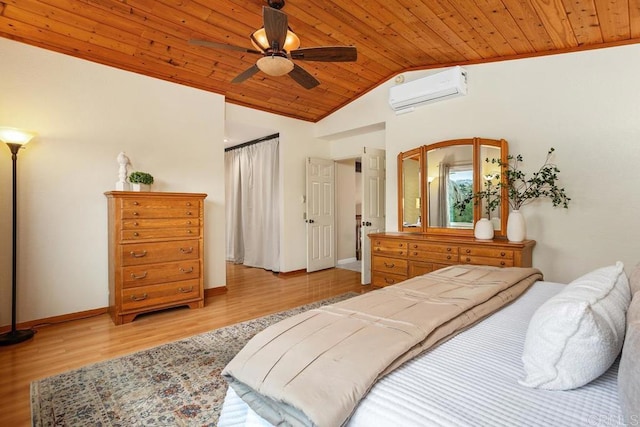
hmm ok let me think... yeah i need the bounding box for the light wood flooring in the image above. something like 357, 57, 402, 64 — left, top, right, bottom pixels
0, 263, 368, 426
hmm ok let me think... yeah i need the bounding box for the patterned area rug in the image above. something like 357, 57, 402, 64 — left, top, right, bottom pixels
31, 293, 357, 426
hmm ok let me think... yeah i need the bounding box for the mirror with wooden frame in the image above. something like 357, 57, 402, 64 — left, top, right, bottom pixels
398, 137, 508, 237
397, 147, 424, 232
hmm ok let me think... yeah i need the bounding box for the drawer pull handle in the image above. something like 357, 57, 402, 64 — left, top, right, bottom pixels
501, 252, 506, 257
466, 249, 471, 254
399, 243, 404, 248
186, 211, 193, 216
133, 212, 139, 216
384, 262, 395, 268
180, 247, 194, 254
133, 222, 139, 226
399, 251, 404, 255
375, 248, 380, 251
447, 248, 452, 252
133, 232, 139, 237
180, 267, 194, 273
130, 272, 147, 279
187, 230, 193, 234
500, 261, 506, 266
133, 201, 139, 206
413, 244, 418, 249
178, 286, 194, 293
186, 202, 192, 206
466, 257, 471, 262
413, 252, 418, 256
130, 250, 147, 258
447, 255, 451, 260
187, 221, 192, 225
130, 293, 148, 301
385, 278, 395, 284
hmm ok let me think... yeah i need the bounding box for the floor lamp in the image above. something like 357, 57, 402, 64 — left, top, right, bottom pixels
0, 127, 37, 346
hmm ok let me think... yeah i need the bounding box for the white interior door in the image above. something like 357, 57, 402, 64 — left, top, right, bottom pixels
306, 158, 336, 272
361, 147, 386, 284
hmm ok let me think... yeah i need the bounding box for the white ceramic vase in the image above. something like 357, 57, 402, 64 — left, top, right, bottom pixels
507, 210, 526, 242
474, 218, 494, 240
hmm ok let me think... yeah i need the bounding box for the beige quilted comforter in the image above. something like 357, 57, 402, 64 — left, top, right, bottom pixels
222, 265, 542, 427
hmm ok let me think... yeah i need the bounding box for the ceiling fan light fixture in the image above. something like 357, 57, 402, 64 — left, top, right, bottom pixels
283, 31, 300, 52
250, 27, 301, 52
256, 55, 294, 76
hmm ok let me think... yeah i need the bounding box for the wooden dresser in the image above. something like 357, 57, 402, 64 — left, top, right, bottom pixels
105, 191, 207, 324
369, 232, 535, 288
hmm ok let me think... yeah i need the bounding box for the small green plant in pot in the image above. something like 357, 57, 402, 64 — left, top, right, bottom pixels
128, 171, 154, 191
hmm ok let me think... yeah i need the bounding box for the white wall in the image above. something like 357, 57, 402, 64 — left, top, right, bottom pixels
321, 44, 640, 284
0, 38, 226, 325
327, 127, 386, 160
225, 104, 327, 272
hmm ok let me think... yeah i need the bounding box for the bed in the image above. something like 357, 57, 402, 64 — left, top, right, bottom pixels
219, 263, 639, 427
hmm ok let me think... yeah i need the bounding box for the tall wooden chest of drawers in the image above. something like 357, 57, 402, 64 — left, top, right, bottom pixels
369, 232, 535, 288
105, 191, 207, 325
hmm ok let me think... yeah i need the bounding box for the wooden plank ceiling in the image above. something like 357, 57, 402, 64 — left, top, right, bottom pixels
1, 0, 640, 122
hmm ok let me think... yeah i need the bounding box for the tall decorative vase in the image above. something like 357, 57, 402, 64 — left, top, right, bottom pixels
507, 210, 526, 242
474, 218, 494, 240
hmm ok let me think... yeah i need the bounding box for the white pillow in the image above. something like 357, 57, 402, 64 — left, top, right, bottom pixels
519, 262, 631, 390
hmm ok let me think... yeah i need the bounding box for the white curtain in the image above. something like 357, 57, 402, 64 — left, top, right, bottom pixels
225, 137, 280, 272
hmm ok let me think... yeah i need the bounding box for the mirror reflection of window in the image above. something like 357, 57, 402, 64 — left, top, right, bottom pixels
448, 166, 473, 228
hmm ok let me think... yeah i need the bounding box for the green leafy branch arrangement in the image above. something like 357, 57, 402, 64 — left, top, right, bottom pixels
501, 148, 570, 210
454, 173, 500, 219
455, 148, 570, 216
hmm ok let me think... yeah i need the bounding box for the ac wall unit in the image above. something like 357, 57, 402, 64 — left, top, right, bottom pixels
389, 66, 467, 112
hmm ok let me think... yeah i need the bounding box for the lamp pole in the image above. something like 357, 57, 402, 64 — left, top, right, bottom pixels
0, 130, 36, 346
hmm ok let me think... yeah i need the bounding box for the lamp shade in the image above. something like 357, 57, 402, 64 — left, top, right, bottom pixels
250, 27, 301, 52
0, 127, 37, 145
256, 56, 294, 76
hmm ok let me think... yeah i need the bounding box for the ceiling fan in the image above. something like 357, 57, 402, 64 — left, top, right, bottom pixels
189, 0, 357, 89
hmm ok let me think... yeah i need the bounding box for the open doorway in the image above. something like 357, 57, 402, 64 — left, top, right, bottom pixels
335, 159, 362, 273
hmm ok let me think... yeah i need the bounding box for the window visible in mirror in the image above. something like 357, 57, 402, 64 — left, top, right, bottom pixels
448, 166, 473, 228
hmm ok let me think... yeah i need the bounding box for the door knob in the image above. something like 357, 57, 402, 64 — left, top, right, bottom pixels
308, 219, 315, 223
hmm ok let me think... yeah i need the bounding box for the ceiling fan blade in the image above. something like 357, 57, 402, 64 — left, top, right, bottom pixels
289, 64, 320, 89
263, 6, 288, 50
189, 39, 262, 55
290, 46, 357, 62
232, 65, 261, 84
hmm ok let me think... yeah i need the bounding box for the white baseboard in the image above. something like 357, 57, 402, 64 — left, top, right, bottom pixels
337, 257, 358, 265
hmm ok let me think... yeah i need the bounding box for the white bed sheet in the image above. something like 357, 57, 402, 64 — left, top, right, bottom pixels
219, 281, 624, 427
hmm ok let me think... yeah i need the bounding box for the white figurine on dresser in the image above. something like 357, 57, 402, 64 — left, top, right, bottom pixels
115, 151, 130, 191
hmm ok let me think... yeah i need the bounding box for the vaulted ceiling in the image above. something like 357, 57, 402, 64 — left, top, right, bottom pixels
2, 1, 640, 122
